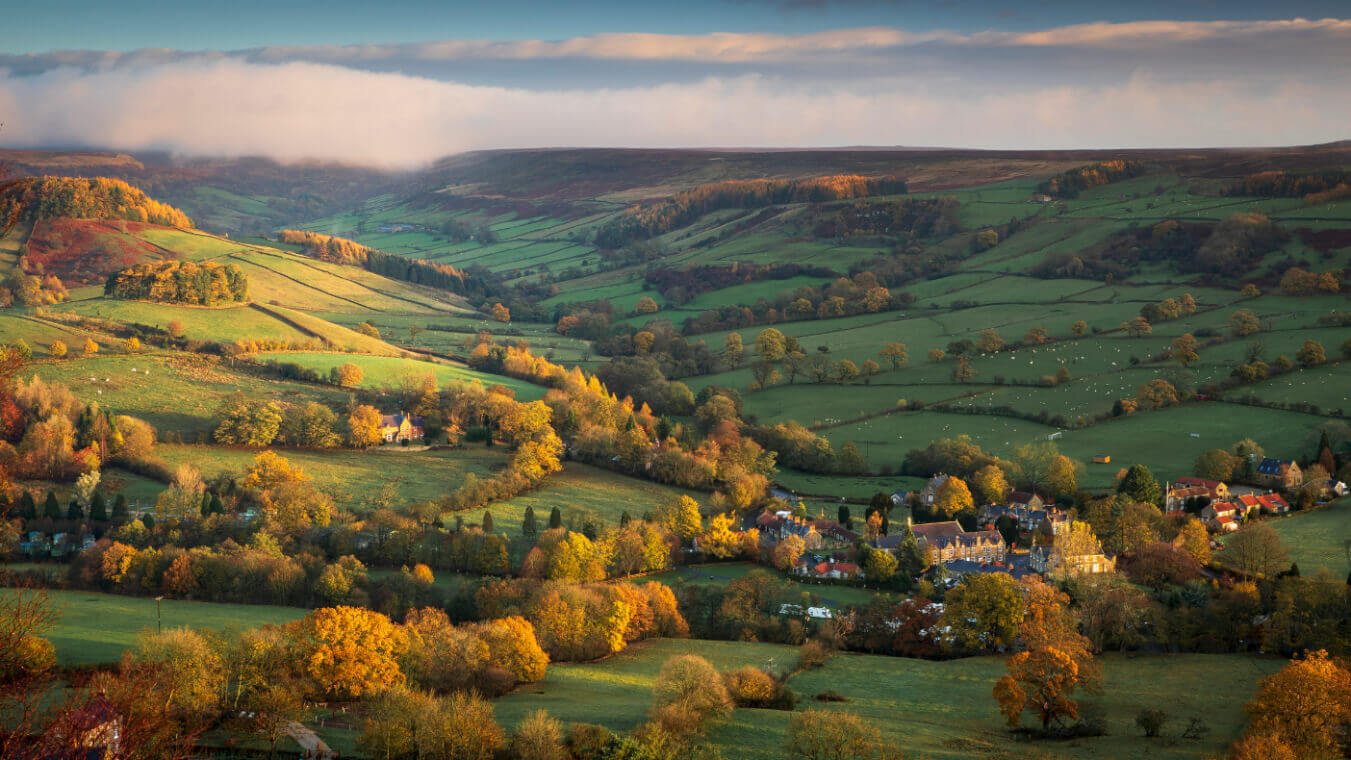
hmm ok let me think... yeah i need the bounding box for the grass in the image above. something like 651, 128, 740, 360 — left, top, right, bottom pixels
28, 353, 349, 436
158, 444, 510, 511
4, 589, 306, 665
1262, 496, 1351, 578
460, 462, 706, 536
255, 351, 547, 400
492, 638, 1281, 760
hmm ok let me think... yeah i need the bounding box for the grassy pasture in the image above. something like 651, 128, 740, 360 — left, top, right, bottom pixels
29, 353, 347, 436
5, 589, 306, 665
64, 300, 311, 345
1262, 496, 1351, 578
458, 462, 706, 537
645, 562, 881, 609
254, 351, 547, 400
493, 638, 1280, 760
158, 444, 509, 511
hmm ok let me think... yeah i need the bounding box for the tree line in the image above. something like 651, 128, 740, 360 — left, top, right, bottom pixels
104, 260, 249, 305
1036, 160, 1148, 198
277, 229, 492, 298
0, 176, 193, 228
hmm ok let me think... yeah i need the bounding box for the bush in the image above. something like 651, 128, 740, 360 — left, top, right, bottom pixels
796, 639, 832, 671
1136, 708, 1168, 738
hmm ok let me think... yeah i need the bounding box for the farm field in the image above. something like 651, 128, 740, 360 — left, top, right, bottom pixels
254, 351, 547, 400
460, 462, 706, 536
493, 638, 1281, 760
158, 444, 510, 511
1259, 496, 1351, 578
645, 562, 882, 608
6, 589, 306, 665
27, 353, 349, 436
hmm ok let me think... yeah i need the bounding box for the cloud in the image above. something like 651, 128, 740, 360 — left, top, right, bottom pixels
0, 59, 1346, 167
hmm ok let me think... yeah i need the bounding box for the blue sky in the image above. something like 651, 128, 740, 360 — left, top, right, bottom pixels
7, 0, 1349, 53
0, 2, 1347, 162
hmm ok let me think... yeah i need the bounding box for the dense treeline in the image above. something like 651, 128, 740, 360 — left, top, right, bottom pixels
681, 271, 912, 335
1035, 213, 1286, 281
104, 260, 249, 305
811, 198, 961, 239
1222, 168, 1351, 198
595, 175, 907, 247
277, 230, 488, 297
644, 262, 836, 304
0, 176, 193, 227
1037, 160, 1148, 198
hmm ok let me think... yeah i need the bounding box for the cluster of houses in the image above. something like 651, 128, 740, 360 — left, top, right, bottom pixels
1163, 469, 1302, 533
379, 412, 425, 443
18, 530, 95, 560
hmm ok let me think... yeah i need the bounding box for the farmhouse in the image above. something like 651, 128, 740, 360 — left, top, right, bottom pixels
1174, 476, 1230, 499
917, 474, 950, 507
1256, 458, 1302, 491
794, 559, 861, 580
379, 412, 424, 443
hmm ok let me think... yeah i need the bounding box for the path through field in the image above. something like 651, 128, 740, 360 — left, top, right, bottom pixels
284, 721, 335, 760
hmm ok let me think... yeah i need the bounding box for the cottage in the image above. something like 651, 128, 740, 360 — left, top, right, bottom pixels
1203, 500, 1240, 523
1174, 476, 1230, 500
1256, 458, 1302, 491
1007, 491, 1047, 510
794, 559, 861, 580
379, 412, 424, 443
917, 475, 950, 507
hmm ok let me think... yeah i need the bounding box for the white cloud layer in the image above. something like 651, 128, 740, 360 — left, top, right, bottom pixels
0, 19, 1347, 165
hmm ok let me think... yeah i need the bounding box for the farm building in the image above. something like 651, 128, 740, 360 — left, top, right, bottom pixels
1256, 458, 1302, 491
379, 412, 424, 442
1092, 455, 1111, 464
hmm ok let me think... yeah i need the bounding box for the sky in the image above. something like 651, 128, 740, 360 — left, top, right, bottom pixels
0, 0, 1348, 165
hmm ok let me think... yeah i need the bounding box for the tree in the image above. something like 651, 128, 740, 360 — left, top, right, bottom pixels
347, 404, 383, 448
861, 546, 898, 583
491, 303, 511, 322
1195, 448, 1239, 481
1046, 455, 1078, 498
1296, 340, 1326, 367
972, 464, 1009, 505
722, 333, 744, 369
699, 513, 743, 559
1175, 518, 1212, 565
753, 328, 786, 362
1230, 309, 1262, 337
548, 507, 562, 530
1170, 334, 1200, 366
123, 337, 141, 353
773, 534, 806, 571
1244, 650, 1351, 758
82, 338, 99, 355
1122, 316, 1152, 336
1136, 708, 1168, 738
941, 573, 1023, 651
1024, 325, 1049, 346
932, 476, 974, 518
750, 360, 780, 391
993, 648, 1083, 730
879, 342, 908, 369
213, 394, 283, 447
1219, 523, 1290, 577
290, 606, 409, 700
1137, 378, 1179, 408
977, 329, 1004, 353
49, 340, 66, 358
952, 354, 975, 383
785, 709, 887, 760
928, 348, 945, 362
634, 296, 660, 315
836, 441, 868, 475
657, 496, 702, 542
1071, 320, 1088, 337
834, 359, 859, 383
511, 710, 567, 760
522, 505, 538, 539
860, 359, 880, 382
333, 362, 364, 388
651, 654, 732, 722
1117, 465, 1162, 506
1010, 441, 1058, 495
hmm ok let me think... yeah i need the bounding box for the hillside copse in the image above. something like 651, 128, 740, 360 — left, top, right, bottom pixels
0, 176, 193, 228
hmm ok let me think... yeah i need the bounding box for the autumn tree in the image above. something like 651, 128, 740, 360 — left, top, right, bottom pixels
1122, 316, 1152, 336
289, 606, 409, 700
786, 709, 888, 760
348, 404, 384, 448
753, 328, 786, 363
879, 342, 908, 369
634, 296, 659, 315
657, 495, 703, 542
994, 647, 1084, 730
333, 362, 364, 388
699, 513, 744, 559
972, 464, 1010, 505
1229, 309, 1262, 337
941, 572, 1024, 652
1244, 650, 1351, 758
722, 333, 744, 369
1175, 518, 1212, 565
1137, 378, 1179, 408
48, 340, 66, 358
932, 476, 974, 518
511, 710, 567, 760
1170, 334, 1200, 366
82, 338, 99, 355
492, 303, 511, 322
952, 354, 975, 383
1219, 523, 1290, 578
773, 534, 806, 571
1024, 325, 1048, 346
1195, 448, 1239, 481
1071, 320, 1088, 337
213, 394, 283, 446
977, 329, 1005, 353
1296, 339, 1326, 367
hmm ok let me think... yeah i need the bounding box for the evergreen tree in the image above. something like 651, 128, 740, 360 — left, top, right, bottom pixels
521, 506, 537, 539
142, 514, 155, 530
482, 511, 494, 534
837, 505, 852, 529
619, 510, 632, 526
201, 492, 213, 518
208, 493, 224, 516
43, 492, 61, 520
112, 494, 128, 522
19, 491, 36, 520
1117, 464, 1163, 506
549, 506, 562, 530
897, 525, 927, 577
67, 500, 83, 521
89, 492, 107, 522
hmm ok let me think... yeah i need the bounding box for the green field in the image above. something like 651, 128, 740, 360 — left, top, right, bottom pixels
460, 462, 706, 536
646, 562, 881, 608
1261, 497, 1351, 578
158, 444, 510, 511
255, 351, 547, 400
493, 638, 1281, 760
6, 589, 306, 665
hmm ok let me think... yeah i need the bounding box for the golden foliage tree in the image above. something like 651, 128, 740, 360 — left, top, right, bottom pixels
1244, 650, 1351, 758
993, 647, 1083, 730
292, 606, 409, 700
